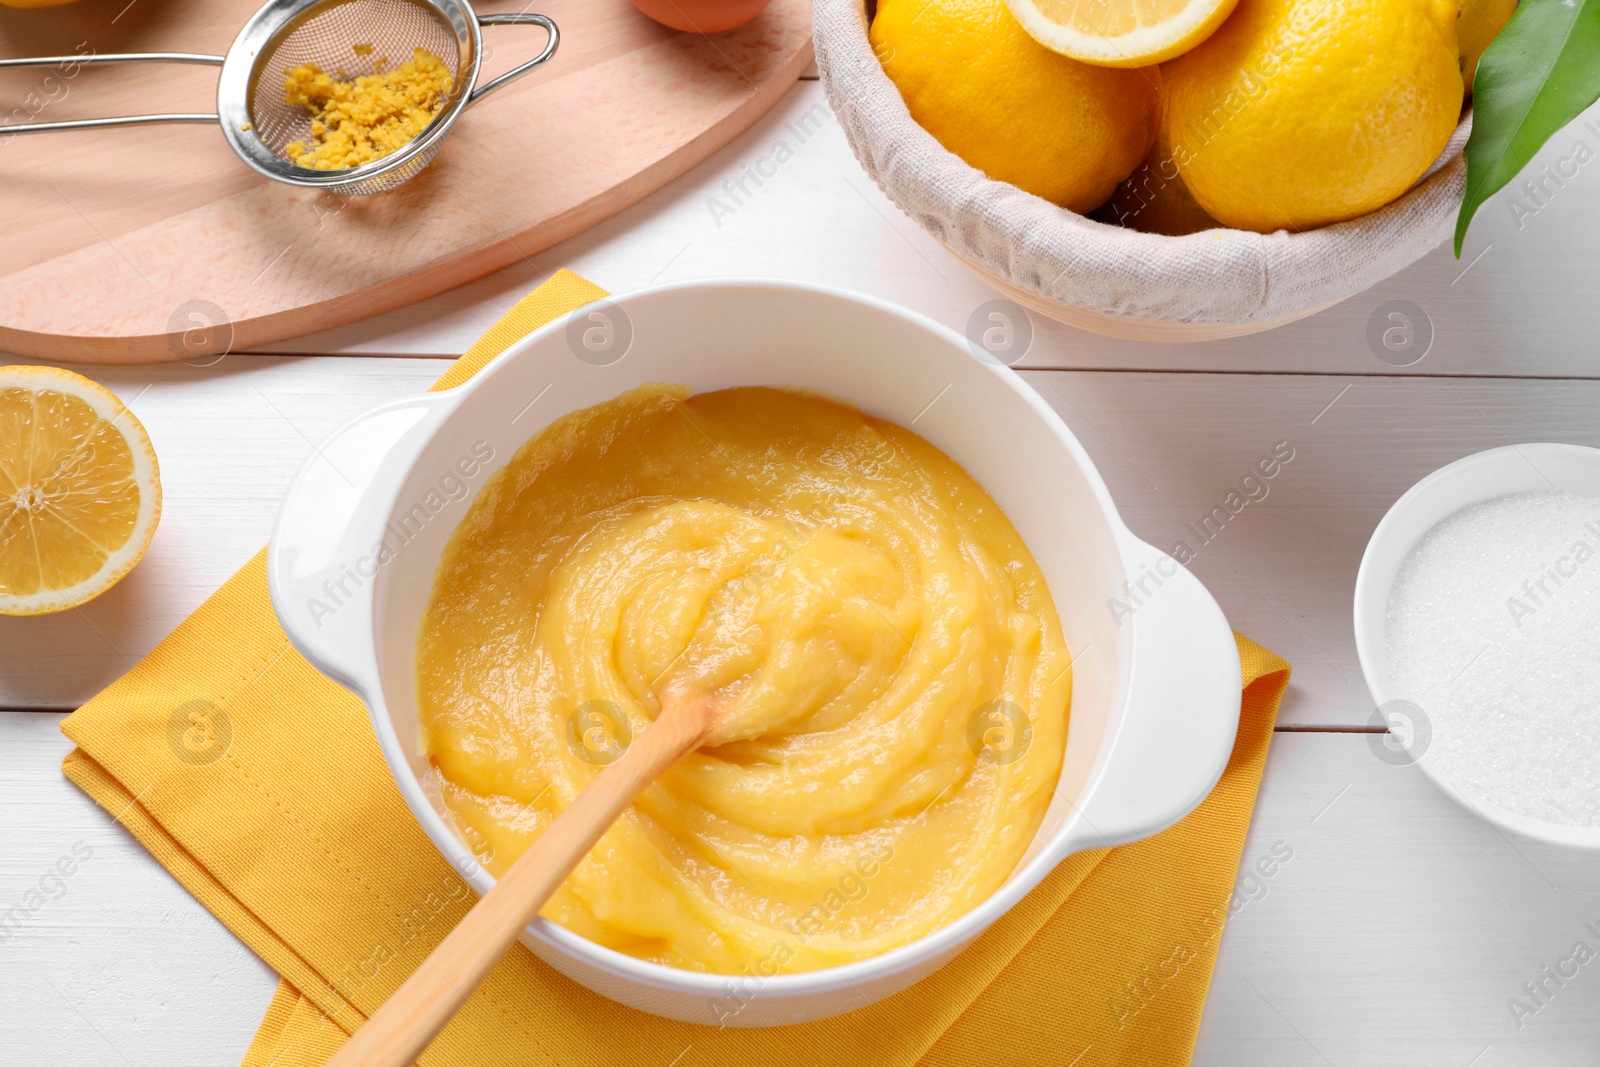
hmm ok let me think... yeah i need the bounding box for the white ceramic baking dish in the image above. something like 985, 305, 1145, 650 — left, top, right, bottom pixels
266, 280, 1240, 1026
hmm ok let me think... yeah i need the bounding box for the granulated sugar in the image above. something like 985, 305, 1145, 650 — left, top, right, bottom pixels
1386, 491, 1600, 826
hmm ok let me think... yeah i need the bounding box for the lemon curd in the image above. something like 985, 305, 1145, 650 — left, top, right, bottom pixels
416, 385, 1071, 976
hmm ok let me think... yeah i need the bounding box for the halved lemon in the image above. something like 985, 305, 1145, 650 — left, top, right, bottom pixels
1004, 0, 1240, 66
0, 366, 161, 616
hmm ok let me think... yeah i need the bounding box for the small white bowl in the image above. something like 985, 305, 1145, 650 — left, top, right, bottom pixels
1354, 443, 1600, 849
266, 280, 1241, 1025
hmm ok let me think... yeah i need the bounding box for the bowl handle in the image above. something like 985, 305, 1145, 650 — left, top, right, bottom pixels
266, 392, 458, 696
1069, 536, 1242, 850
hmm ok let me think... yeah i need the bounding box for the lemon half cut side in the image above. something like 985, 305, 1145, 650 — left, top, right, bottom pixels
0, 366, 161, 616
1005, 0, 1241, 66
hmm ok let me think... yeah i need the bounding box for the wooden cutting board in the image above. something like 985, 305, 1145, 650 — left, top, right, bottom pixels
0, 0, 811, 363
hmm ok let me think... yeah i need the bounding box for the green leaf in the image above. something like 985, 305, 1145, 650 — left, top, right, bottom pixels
1453, 0, 1600, 256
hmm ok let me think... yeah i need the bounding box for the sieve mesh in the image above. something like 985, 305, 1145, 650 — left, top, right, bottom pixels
247, 0, 462, 190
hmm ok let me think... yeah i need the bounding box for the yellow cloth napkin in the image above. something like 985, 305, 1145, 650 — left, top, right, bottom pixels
60, 269, 1291, 1067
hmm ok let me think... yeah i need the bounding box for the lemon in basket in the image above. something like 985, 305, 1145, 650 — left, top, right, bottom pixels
0, 366, 161, 616
1105, 66, 1220, 235
872, 0, 1160, 213
1459, 0, 1517, 94
1002, 0, 1241, 67
1163, 0, 1462, 233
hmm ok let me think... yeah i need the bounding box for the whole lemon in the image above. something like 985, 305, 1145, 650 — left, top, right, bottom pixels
1106, 67, 1220, 235
1165, 0, 1463, 232
872, 0, 1160, 213
1459, 0, 1517, 94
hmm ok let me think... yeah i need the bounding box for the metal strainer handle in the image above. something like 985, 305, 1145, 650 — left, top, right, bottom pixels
468, 13, 558, 105
0, 53, 223, 135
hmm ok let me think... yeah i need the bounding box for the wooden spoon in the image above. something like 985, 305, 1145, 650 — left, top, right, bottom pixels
326, 693, 720, 1067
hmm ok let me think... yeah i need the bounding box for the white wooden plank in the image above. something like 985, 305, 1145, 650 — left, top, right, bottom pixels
0, 712, 275, 1066
5, 362, 1596, 724
249, 82, 1600, 380
1196, 732, 1600, 1067
6, 716, 1598, 1064
1036, 371, 1600, 728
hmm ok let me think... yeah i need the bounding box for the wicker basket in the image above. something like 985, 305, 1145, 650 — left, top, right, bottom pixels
813, 0, 1471, 342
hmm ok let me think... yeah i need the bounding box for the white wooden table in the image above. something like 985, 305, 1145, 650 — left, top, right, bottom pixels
6, 77, 1600, 1065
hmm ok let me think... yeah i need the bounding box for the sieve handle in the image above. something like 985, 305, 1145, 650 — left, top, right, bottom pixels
467, 13, 558, 106
0, 54, 222, 135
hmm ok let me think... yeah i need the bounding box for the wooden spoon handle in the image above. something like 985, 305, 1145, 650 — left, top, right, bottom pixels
327, 697, 716, 1067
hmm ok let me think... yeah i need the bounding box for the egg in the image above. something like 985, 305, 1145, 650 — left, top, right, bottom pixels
630, 0, 770, 33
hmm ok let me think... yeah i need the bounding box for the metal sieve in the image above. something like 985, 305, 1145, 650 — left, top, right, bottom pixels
0, 0, 557, 196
